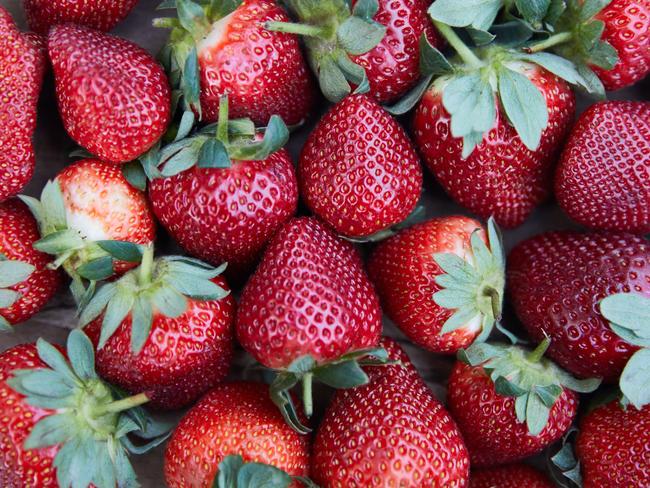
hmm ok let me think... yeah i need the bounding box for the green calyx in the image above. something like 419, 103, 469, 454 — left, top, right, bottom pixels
459, 339, 601, 436
269, 347, 393, 434
266, 0, 386, 102
213, 455, 319, 488
432, 217, 505, 343
600, 292, 650, 410
79, 247, 230, 354
7, 330, 170, 488
0, 253, 35, 331
550, 427, 583, 487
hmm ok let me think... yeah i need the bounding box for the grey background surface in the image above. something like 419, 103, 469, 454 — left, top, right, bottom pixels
0, 0, 646, 486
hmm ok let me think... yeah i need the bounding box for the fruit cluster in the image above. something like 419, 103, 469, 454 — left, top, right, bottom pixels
0, 0, 648, 487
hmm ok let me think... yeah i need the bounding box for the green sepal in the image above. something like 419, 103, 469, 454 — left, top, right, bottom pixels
550, 427, 582, 486
0, 315, 12, 332
0, 257, 35, 315
428, 0, 503, 31
122, 161, 148, 191
213, 454, 318, 488
337, 16, 386, 56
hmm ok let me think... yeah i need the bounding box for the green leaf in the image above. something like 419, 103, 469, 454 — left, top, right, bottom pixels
525, 392, 550, 435
216, 454, 244, 488
337, 17, 386, 55
384, 74, 433, 115
620, 348, 650, 409
24, 414, 73, 449
515, 0, 550, 24
588, 39, 619, 70
36, 338, 78, 383
419, 34, 454, 76
494, 377, 527, 397
428, 0, 504, 30
20, 370, 75, 398
197, 138, 231, 168
67, 330, 97, 381
352, 0, 379, 19
79, 282, 117, 327
609, 323, 650, 347
286, 355, 317, 375
0, 260, 35, 288
555, 370, 601, 393
318, 55, 351, 103
77, 256, 115, 282
335, 52, 368, 86
182, 46, 201, 115
575, 62, 606, 98
40, 180, 68, 231
130, 296, 154, 354
176, 110, 196, 141
122, 161, 147, 191
517, 52, 587, 87
99, 291, 135, 349
170, 273, 229, 300
487, 217, 505, 268
490, 20, 534, 47
551, 442, 583, 486
150, 285, 188, 318
0, 289, 20, 308
229, 115, 289, 161
579, 0, 612, 21
466, 27, 496, 46
34, 229, 84, 255
176, 0, 211, 37
433, 289, 475, 309
315, 360, 369, 389
0, 315, 12, 331
534, 384, 563, 407
600, 293, 650, 337
433, 252, 477, 283
114, 445, 138, 488
97, 241, 144, 263
208, 0, 241, 18
440, 306, 480, 334
237, 462, 294, 488
577, 19, 604, 52
514, 394, 528, 423
545, 0, 566, 24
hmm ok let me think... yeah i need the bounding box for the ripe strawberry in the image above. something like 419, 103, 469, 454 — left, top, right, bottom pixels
312, 338, 470, 486
156, 0, 315, 126
0, 7, 45, 202
0, 330, 167, 487
23, 0, 138, 35
0, 199, 60, 331
508, 231, 650, 381
447, 340, 599, 467
367, 216, 505, 353
555, 101, 650, 233
164, 381, 310, 488
48, 24, 171, 163
299, 94, 422, 238
470, 464, 554, 488
80, 249, 235, 410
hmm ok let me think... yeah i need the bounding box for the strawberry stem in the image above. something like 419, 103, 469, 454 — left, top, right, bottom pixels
433, 21, 483, 69
523, 32, 573, 53
302, 373, 313, 417
527, 337, 551, 363
94, 392, 149, 416
139, 246, 154, 286
217, 95, 230, 145
483, 286, 502, 320
264, 21, 327, 38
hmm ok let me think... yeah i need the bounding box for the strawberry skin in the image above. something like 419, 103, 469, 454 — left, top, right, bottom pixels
0, 8, 45, 203
164, 381, 310, 488
508, 231, 650, 381
0, 199, 60, 326
448, 361, 578, 467
555, 101, 650, 233
236, 216, 382, 369
576, 400, 650, 487
470, 464, 554, 488
149, 149, 298, 279
312, 338, 470, 487
414, 66, 575, 228
23, 0, 138, 35
48, 25, 171, 163
299, 95, 422, 238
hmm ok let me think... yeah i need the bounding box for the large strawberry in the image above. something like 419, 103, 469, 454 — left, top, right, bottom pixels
155, 0, 315, 126
0, 8, 45, 202
368, 216, 505, 353
0, 199, 60, 331
312, 338, 470, 487
447, 340, 599, 467
149, 97, 297, 280
164, 381, 310, 488
236, 216, 383, 430
23, 0, 138, 35
79, 248, 234, 410
470, 464, 554, 488
48, 24, 171, 164
298, 94, 422, 238
0, 330, 168, 487
508, 231, 650, 381
556, 101, 650, 233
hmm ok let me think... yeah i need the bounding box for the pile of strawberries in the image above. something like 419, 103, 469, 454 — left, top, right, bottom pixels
0, 0, 649, 486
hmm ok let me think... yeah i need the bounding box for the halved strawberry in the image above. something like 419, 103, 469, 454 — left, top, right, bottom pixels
24, 0, 138, 34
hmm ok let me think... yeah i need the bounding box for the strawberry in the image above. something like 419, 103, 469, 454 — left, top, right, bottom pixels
298, 94, 422, 238
236, 216, 383, 429
23, 0, 138, 35
79, 248, 235, 410
555, 101, 650, 234
0, 7, 45, 203
447, 340, 599, 467
312, 338, 470, 487
164, 381, 310, 488
470, 464, 554, 488
367, 216, 505, 353
155, 0, 315, 126
48, 24, 171, 164
0, 199, 61, 331
0, 330, 168, 488
508, 231, 650, 382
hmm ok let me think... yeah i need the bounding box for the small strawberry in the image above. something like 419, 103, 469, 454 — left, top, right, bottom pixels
555, 101, 650, 234
164, 381, 311, 488
48, 24, 171, 163
0, 7, 45, 202
298, 94, 422, 238
470, 464, 554, 488
236, 216, 383, 430
23, 0, 138, 35
0, 199, 60, 331
0, 330, 168, 488
80, 248, 235, 410
368, 216, 505, 353
155, 0, 315, 126
312, 338, 470, 487
508, 231, 650, 381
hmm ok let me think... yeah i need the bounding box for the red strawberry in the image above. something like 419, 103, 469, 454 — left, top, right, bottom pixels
312, 338, 470, 487
447, 340, 599, 467
156, 0, 315, 126
555, 101, 650, 233
0, 331, 166, 487
23, 0, 138, 35
0, 199, 60, 330
0, 7, 45, 202
48, 25, 171, 163
367, 216, 505, 353
164, 381, 310, 488
470, 464, 554, 488
298, 94, 422, 238
80, 249, 235, 410
508, 231, 650, 381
